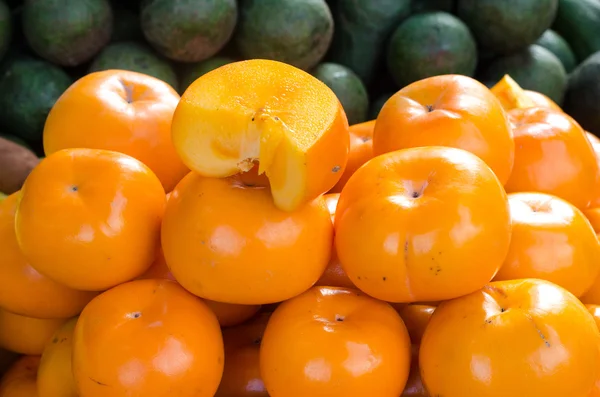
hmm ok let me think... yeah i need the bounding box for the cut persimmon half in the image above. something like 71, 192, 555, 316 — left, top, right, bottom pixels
171, 59, 350, 212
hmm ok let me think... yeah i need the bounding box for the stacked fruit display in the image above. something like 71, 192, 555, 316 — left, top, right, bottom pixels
0, 51, 600, 396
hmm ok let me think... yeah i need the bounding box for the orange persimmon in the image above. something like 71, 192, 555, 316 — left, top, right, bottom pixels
335, 146, 511, 302
524, 90, 562, 112
373, 75, 514, 185
505, 107, 598, 209
586, 132, 600, 209
138, 247, 262, 327
420, 279, 600, 397
15, 148, 166, 291
161, 172, 333, 305
494, 193, 600, 297
216, 312, 270, 397
0, 309, 67, 355
402, 345, 429, 397
0, 192, 96, 318
586, 305, 600, 397
397, 304, 436, 345
315, 193, 354, 289
37, 317, 78, 397
330, 120, 375, 193
171, 59, 350, 212
43, 70, 189, 192
260, 286, 412, 397
72, 279, 224, 397
0, 356, 39, 397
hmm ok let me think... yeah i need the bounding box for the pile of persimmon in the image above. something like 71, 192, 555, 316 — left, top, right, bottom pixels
1, 61, 600, 397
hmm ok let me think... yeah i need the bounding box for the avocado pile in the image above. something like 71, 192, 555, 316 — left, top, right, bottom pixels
1, 0, 600, 155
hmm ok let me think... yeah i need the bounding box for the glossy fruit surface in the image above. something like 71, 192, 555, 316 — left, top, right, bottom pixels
162, 172, 333, 304
335, 146, 512, 302
420, 279, 600, 397
494, 192, 600, 297
73, 279, 224, 397
0, 192, 96, 318
373, 75, 514, 185
15, 148, 166, 291
44, 70, 189, 192
505, 107, 598, 209
260, 286, 412, 397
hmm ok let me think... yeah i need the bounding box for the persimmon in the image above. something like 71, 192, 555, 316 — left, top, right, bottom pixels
490, 74, 536, 111
0, 309, 67, 355
505, 107, 598, 209
586, 132, 600, 209
586, 305, 600, 397
0, 192, 97, 318
260, 286, 411, 397
171, 59, 350, 212
72, 279, 224, 397
161, 172, 333, 304
524, 90, 562, 112
43, 70, 189, 192
0, 356, 39, 397
494, 193, 600, 297
397, 304, 436, 345
402, 345, 429, 397
420, 279, 600, 397
330, 120, 375, 193
373, 74, 514, 185
315, 193, 354, 289
138, 247, 262, 327
15, 148, 166, 291
216, 312, 270, 397
335, 146, 511, 302
37, 317, 78, 397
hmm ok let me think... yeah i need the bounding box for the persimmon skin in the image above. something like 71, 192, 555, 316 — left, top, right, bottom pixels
315, 193, 355, 289
524, 90, 562, 112
335, 146, 512, 302
0, 356, 39, 397
0, 309, 67, 355
37, 317, 78, 397
15, 148, 166, 291
260, 286, 412, 397
330, 120, 375, 193
72, 279, 224, 397
505, 107, 598, 210
494, 192, 600, 297
138, 247, 262, 327
373, 74, 514, 185
397, 304, 436, 345
161, 172, 333, 305
0, 192, 97, 319
420, 279, 600, 397
43, 70, 189, 193
216, 313, 270, 397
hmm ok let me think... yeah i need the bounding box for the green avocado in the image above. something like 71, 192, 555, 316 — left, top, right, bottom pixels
89, 41, 178, 89
234, 0, 333, 71
22, 0, 113, 66
0, 58, 73, 142
387, 12, 477, 88
140, 0, 237, 63
312, 62, 369, 125
456, 0, 558, 54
